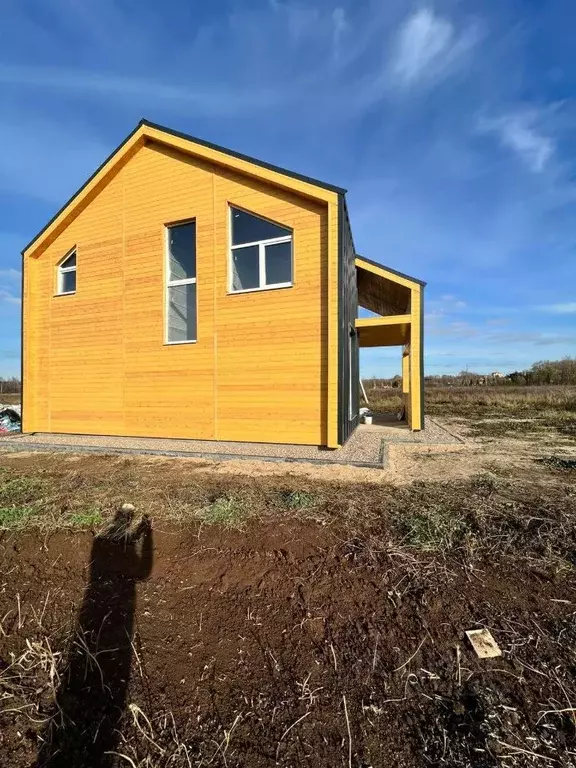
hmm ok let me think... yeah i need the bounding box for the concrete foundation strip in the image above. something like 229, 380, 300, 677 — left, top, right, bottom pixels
0, 440, 387, 469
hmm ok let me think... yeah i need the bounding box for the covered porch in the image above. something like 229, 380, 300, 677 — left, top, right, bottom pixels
355, 256, 425, 431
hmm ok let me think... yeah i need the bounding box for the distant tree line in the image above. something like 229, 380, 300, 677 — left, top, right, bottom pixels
365, 358, 576, 388
507, 358, 576, 386
0, 377, 21, 395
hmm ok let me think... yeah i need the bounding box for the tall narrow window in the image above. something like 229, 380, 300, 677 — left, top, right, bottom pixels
57, 250, 77, 295
166, 221, 197, 343
230, 207, 292, 292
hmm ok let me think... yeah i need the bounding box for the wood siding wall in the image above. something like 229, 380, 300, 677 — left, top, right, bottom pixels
23, 143, 332, 446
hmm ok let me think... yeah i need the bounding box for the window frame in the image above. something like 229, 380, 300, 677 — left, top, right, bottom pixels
164, 219, 198, 345
228, 206, 293, 294
56, 248, 77, 296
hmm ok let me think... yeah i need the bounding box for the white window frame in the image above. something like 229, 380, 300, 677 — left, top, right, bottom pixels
228, 206, 293, 294
164, 220, 197, 345
56, 249, 77, 295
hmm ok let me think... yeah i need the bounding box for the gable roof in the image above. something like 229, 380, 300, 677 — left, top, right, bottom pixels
23, 119, 346, 258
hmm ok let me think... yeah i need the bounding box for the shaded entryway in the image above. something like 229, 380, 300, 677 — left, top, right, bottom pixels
355, 256, 425, 431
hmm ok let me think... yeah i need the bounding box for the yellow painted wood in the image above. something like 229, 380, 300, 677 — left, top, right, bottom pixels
407, 286, 423, 431
354, 260, 424, 431
357, 324, 411, 347
355, 315, 411, 328
24, 140, 334, 446
24, 124, 338, 260
402, 351, 410, 395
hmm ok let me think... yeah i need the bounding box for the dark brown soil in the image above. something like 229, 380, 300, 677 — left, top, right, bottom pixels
2, 514, 576, 767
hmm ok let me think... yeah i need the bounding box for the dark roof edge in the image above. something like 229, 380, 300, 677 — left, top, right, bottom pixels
355, 253, 427, 287
23, 118, 347, 256
22, 121, 144, 255
141, 119, 347, 195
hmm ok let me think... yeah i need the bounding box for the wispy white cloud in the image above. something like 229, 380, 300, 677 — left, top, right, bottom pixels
425, 294, 467, 321
0, 289, 21, 306
332, 7, 347, 58
537, 301, 576, 314
0, 268, 20, 281
478, 110, 555, 173
0, 65, 288, 115
388, 7, 480, 87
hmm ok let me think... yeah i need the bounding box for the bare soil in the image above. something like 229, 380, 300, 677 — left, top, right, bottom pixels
1, 452, 575, 767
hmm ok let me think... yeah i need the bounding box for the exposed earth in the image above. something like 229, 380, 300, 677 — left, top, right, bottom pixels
0, 445, 575, 767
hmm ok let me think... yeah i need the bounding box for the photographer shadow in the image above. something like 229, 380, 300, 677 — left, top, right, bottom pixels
37, 510, 152, 767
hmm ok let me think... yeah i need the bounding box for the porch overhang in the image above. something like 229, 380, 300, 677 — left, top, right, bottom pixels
355, 315, 411, 347
354, 256, 425, 431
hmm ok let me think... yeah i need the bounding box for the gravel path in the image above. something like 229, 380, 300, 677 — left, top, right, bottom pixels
0, 415, 460, 467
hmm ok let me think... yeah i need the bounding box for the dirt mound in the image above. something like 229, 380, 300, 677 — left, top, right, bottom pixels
1, 516, 575, 767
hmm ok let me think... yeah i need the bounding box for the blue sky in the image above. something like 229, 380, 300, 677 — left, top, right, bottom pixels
1, 0, 575, 379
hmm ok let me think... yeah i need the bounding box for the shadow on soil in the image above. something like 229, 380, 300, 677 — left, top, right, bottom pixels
37, 510, 152, 768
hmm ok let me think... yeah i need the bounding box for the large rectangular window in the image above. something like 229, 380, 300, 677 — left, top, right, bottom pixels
166, 221, 197, 343
229, 206, 292, 293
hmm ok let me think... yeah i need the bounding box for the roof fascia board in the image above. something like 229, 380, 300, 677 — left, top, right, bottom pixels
355, 255, 426, 289
143, 127, 339, 204
23, 126, 146, 258
24, 120, 342, 258
141, 119, 346, 195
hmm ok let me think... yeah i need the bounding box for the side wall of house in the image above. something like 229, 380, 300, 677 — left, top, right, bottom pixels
23, 143, 330, 445
337, 196, 359, 444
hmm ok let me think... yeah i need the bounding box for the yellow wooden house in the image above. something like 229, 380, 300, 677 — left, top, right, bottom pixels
21, 120, 424, 448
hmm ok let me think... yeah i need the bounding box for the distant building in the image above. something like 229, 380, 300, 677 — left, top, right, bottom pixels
490, 371, 505, 378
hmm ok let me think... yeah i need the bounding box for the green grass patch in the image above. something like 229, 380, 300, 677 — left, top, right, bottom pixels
0, 474, 44, 505
282, 490, 317, 510
0, 505, 38, 529
395, 506, 470, 552
65, 509, 104, 527
197, 496, 247, 528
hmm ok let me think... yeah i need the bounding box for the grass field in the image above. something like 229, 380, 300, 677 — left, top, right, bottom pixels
365, 383, 576, 443
0, 389, 575, 767
0, 392, 20, 405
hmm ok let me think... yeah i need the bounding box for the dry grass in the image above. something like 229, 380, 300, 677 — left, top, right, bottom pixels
363, 384, 576, 442
364, 383, 576, 416
0, 454, 574, 571
0, 393, 21, 405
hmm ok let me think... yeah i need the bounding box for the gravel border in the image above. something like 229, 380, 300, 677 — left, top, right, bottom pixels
0, 416, 461, 469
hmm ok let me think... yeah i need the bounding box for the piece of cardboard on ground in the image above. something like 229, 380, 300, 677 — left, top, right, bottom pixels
466, 628, 502, 658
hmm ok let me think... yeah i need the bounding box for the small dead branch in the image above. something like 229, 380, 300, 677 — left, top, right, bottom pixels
276, 711, 311, 762
128, 703, 165, 755
393, 637, 427, 673
495, 739, 557, 762
342, 695, 353, 768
